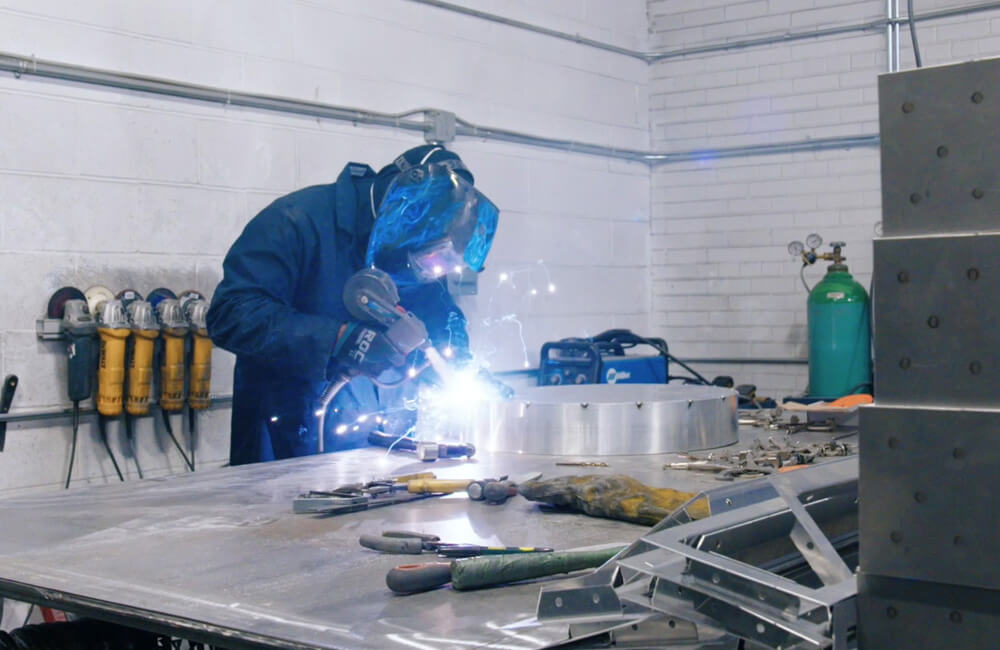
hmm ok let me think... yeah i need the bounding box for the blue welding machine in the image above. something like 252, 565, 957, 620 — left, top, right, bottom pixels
538, 330, 669, 386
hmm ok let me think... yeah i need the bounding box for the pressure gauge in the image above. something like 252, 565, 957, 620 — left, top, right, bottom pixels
806, 233, 823, 249
787, 240, 805, 257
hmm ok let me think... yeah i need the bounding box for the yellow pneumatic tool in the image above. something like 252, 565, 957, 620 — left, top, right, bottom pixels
148, 288, 194, 471
179, 291, 211, 469
84, 286, 128, 481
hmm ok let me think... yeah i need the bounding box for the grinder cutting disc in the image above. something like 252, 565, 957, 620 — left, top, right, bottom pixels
116, 288, 144, 308
47, 287, 87, 319
147, 287, 177, 309
84, 286, 115, 317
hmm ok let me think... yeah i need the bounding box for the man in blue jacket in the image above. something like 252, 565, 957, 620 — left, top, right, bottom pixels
207, 144, 498, 465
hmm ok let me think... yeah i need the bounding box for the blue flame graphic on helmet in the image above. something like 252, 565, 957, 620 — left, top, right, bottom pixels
366, 163, 499, 286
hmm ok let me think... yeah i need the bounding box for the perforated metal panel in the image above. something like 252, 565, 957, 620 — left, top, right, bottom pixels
880, 59, 1000, 236
860, 406, 1000, 590
872, 234, 1000, 408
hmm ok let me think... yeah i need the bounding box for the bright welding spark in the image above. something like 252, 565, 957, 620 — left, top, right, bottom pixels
375, 416, 384, 424
530, 288, 538, 296
443, 346, 454, 358
407, 367, 418, 378
353, 425, 360, 431
498, 272, 509, 282
357, 414, 369, 423
335, 424, 348, 435
524, 360, 531, 368
548, 283, 556, 293
453, 265, 463, 274
269, 416, 279, 423
432, 264, 444, 276
314, 409, 324, 417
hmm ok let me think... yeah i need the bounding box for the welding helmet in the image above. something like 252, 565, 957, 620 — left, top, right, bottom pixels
366, 148, 499, 286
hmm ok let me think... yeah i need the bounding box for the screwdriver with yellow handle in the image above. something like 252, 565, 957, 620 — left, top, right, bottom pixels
148, 288, 194, 471
84, 286, 128, 482
179, 290, 211, 470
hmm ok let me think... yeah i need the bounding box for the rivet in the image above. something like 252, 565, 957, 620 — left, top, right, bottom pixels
591, 593, 600, 604
914, 491, 926, 503
972, 91, 984, 103
897, 270, 909, 283
967, 268, 980, 281
970, 361, 982, 375
953, 535, 964, 546
937, 145, 949, 158
902, 102, 914, 113
725, 498, 733, 506
635, 402, 643, 409
890, 530, 903, 543
909, 192, 922, 204
927, 315, 940, 328
755, 623, 766, 635
899, 357, 911, 370
554, 597, 563, 608
712, 573, 721, 584
806, 541, 815, 550
580, 402, 589, 409
953, 447, 965, 459
668, 619, 677, 629
972, 187, 985, 199
887, 606, 898, 619
950, 611, 963, 624
888, 437, 899, 449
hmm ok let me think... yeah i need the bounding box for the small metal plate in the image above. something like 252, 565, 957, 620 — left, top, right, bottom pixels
872, 234, 1000, 408
879, 58, 1000, 236
418, 384, 738, 456
859, 406, 1000, 589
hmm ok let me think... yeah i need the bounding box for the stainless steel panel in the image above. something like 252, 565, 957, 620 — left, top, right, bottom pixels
417, 384, 739, 456
859, 405, 1000, 590
872, 234, 1000, 407
858, 574, 1000, 649
879, 58, 1000, 236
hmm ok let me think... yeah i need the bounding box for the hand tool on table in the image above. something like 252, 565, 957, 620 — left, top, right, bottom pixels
293, 472, 472, 515
119, 290, 158, 478
316, 268, 440, 452
518, 474, 709, 526
386, 545, 627, 594
47, 288, 97, 489
0, 374, 18, 452
179, 291, 211, 470
359, 531, 553, 558
148, 288, 194, 472
367, 430, 475, 460
466, 472, 541, 504
85, 286, 129, 482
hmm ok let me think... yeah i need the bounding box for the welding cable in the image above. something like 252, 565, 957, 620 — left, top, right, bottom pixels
159, 409, 195, 472
187, 407, 196, 471
908, 0, 922, 68
64, 403, 80, 489
97, 416, 125, 482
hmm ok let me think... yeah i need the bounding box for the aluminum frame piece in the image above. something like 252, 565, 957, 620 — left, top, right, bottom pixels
872, 234, 1000, 407
879, 58, 1000, 236
859, 405, 1000, 590
535, 459, 859, 649
418, 384, 738, 456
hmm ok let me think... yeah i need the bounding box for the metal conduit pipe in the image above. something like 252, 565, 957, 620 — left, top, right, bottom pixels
407, 0, 1000, 62
0, 396, 234, 425
682, 358, 809, 366
0, 50, 879, 164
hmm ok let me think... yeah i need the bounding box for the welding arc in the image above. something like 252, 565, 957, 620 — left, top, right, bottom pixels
159, 410, 194, 472
96, 415, 125, 482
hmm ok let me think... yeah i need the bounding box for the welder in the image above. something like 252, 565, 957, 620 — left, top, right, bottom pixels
207, 145, 499, 466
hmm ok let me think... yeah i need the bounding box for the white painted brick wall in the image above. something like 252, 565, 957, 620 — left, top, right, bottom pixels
647, 0, 1000, 400
0, 0, 649, 494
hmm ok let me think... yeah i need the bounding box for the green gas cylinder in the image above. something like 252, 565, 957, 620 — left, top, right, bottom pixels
807, 245, 872, 398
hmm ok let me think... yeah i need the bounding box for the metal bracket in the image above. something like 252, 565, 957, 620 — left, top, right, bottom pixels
423, 110, 456, 143
35, 318, 65, 341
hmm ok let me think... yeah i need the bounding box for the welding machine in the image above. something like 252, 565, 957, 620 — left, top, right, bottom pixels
538, 330, 669, 386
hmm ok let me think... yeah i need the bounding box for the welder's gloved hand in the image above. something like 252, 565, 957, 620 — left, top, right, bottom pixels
332, 322, 406, 378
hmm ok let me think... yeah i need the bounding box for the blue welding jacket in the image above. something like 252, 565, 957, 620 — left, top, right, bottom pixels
206, 162, 470, 466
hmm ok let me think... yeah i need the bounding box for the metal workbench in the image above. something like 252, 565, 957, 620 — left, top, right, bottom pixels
0, 425, 855, 650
